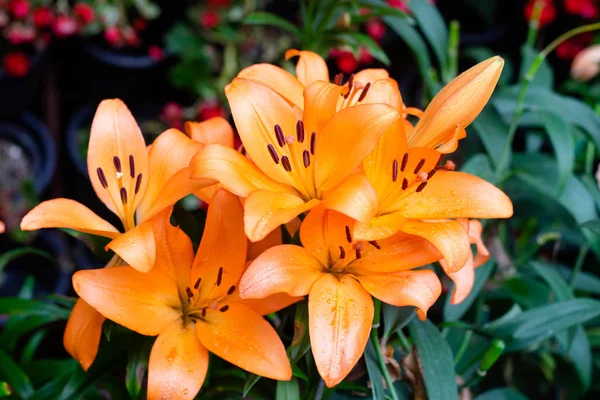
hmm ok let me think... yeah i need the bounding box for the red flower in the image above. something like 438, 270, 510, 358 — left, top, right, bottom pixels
387, 0, 409, 12
74, 3, 95, 25
133, 18, 147, 32
359, 47, 374, 64
524, 0, 556, 27
198, 100, 225, 121
208, 0, 232, 7
33, 7, 54, 28
564, 0, 598, 19
556, 34, 592, 60
335, 50, 359, 74
148, 45, 164, 61
122, 27, 139, 47
3, 52, 30, 77
161, 102, 183, 122
104, 26, 121, 46
366, 18, 386, 42
10, 0, 29, 19
53, 15, 78, 37
201, 10, 220, 29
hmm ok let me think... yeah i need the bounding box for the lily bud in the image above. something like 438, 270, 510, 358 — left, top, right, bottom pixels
336, 12, 351, 29
571, 44, 600, 82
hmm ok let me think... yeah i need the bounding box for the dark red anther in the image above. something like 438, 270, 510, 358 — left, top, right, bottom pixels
186, 287, 193, 299
392, 159, 398, 182
281, 156, 292, 172
369, 241, 381, 250
96, 168, 108, 188
401, 153, 408, 172
227, 285, 236, 295
194, 278, 201, 290
296, 120, 305, 143
134, 174, 143, 194
113, 156, 122, 173
303, 150, 310, 168
267, 144, 280, 164
345, 225, 352, 243
428, 168, 437, 179
310, 132, 316, 155
216, 267, 223, 286
416, 182, 428, 192
333, 73, 343, 86
357, 82, 371, 102
219, 305, 229, 312
414, 158, 425, 174
344, 74, 355, 99
201, 308, 206, 317
120, 187, 128, 204
129, 155, 135, 178
355, 249, 362, 259
274, 124, 285, 147
402, 178, 408, 190
339, 246, 346, 259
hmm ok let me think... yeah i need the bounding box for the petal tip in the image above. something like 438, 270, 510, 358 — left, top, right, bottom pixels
284, 49, 301, 60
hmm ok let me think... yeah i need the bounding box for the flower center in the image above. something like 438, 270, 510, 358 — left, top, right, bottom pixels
329, 224, 381, 272
182, 267, 236, 322
334, 73, 372, 109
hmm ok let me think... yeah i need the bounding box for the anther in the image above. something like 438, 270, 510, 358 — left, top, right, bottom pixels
296, 120, 305, 143
414, 158, 425, 174
113, 156, 122, 173
355, 249, 362, 259
96, 168, 108, 188
345, 226, 352, 243
369, 241, 381, 249
339, 246, 346, 259
134, 174, 142, 194
227, 285, 236, 295
416, 172, 428, 183
310, 132, 316, 155
402, 178, 408, 190
194, 278, 201, 290
120, 187, 128, 204
219, 305, 229, 312
416, 182, 428, 192
333, 73, 343, 86
344, 74, 355, 99
216, 267, 223, 286
443, 160, 456, 171
267, 144, 280, 164
303, 150, 310, 168
392, 159, 398, 182
281, 156, 292, 172
401, 153, 408, 172
186, 287, 193, 299
357, 82, 371, 102
201, 308, 206, 317
129, 155, 135, 178
428, 168, 437, 179
274, 124, 285, 147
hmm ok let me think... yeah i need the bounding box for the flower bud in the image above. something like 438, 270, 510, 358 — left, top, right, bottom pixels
571, 44, 600, 82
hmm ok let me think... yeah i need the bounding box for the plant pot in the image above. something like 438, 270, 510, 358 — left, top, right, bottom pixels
0, 50, 46, 119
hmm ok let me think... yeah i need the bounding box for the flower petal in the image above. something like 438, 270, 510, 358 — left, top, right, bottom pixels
314, 103, 399, 191
247, 227, 282, 261
322, 173, 378, 223
303, 80, 345, 138
192, 189, 247, 300
285, 49, 329, 87
397, 171, 513, 219
20, 198, 120, 238
446, 253, 475, 304
309, 274, 373, 388
237, 63, 305, 108
356, 269, 442, 320
240, 293, 303, 315
196, 303, 292, 380
244, 190, 320, 242
147, 321, 209, 400
189, 144, 295, 198
240, 245, 324, 299
353, 212, 407, 241
353, 68, 389, 83
400, 219, 470, 273
105, 221, 156, 273
87, 99, 149, 220
72, 266, 180, 336
184, 117, 235, 148
468, 220, 490, 268
63, 299, 105, 371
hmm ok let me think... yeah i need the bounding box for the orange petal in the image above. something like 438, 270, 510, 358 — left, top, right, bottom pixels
147, 321, 209, 400
303, 80, 345, 138
353, 212, 407, 241
189, 144, 295, 198
285, 49, 329, 87
397, 171, 513, 219
72, 266, 180, 336
105, 221, 156, 273
356, 269, 442, 320
353, 68, 389, 84
87, 99, 148, 221
196, 303, 292, 380
63, 298, 105, 371
445, 253, 475, 304
408, 57, 503, 150
191, 189, 247, 300
20, 198, 120, 238
184, 117, 235, 148
322, 173, 378, 224
308, 274, 373, 388
240, 292, 303, 315
247, 227, 282, 261
237, 63, 304, 108
468, 220, 490, 268
351, 77, 403, 110
314, 103, 399, 191
399, 219, 470, 273
244, 190, 320, 242
240, 245, 324, 298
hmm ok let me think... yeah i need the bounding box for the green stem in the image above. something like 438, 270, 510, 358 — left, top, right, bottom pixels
496, 21, 600, 176
446, 20, 460, 82
569, 244, 590, 290
396, 329, 411, 352
454, 330, 473, 365
525, 0, 544, 48
371, 299, 400, 400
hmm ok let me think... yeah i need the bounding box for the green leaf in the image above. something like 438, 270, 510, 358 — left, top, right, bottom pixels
530, 261, 572, 301
408, 319, 458, 400
444, 261, 495, 321
288, 301, 311, 363
244, 12, 300, 36
275, 377, 300, 400
475, 388, 529, 400
409, 0, 449, 75
336, 32, 390, 65
504, 276, 550, 309
0, 349, 34, 399
0, 382, 11, 397
364, 340, 386, 400
0, 248, 53, 273
460, 153, 497, 183
470, 105, 510, 169
242, 374, 261, 398
568, 327, 592, 390
126, 336, 153, 400
520, 45, 554, 88
0, 298, 70, 320
20, 330, 46, 364
539, 112, 574, 192
581, 220, 600, 235
61, 229, 112, 264
382, 305, 415, 340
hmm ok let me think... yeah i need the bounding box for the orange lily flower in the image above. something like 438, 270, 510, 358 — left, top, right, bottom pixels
354, 57, 512, 275
239, 205, 443, 387
190, 55, 400, 242
72, 189, 293, 399
20, 99, 215, 273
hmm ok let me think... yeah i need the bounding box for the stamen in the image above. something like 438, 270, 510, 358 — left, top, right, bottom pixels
357, 82, 371, 102
402, 178, 408, 190
443, 160, 456, 171
96, 168, 108, 188
227, 285, 236, 295
274, 124, 285, 147
201, 308, 206, 317
120, 187, 128, 204
414, 158, 425, 174
281, 156, 292, 172
369, 241, 381, 249
355, 249, 362, 259
185, 287, 193, 299
416, 182, 428, 192
401, 153, 408, 172
219, 305, 229, 312
310, 132, 316, 155
344, 74, 355, 99
216, 267, 223, 286
296, 120, 305, 143
267, 144, 280, 164
303, 150, 310, 168
194, 278, 201, 290
416, 172, 428, 183
129, 155, 135, 178
339, 246, 346, 259
392, 159, 398, 182
428, 168, 437, 179
345, 226, 352, 243
134, 174, 143, 194
333, 73, 343, 86
113, 156, 122, 173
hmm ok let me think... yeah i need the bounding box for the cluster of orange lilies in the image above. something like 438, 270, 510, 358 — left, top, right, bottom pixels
20, 50, 512, 398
